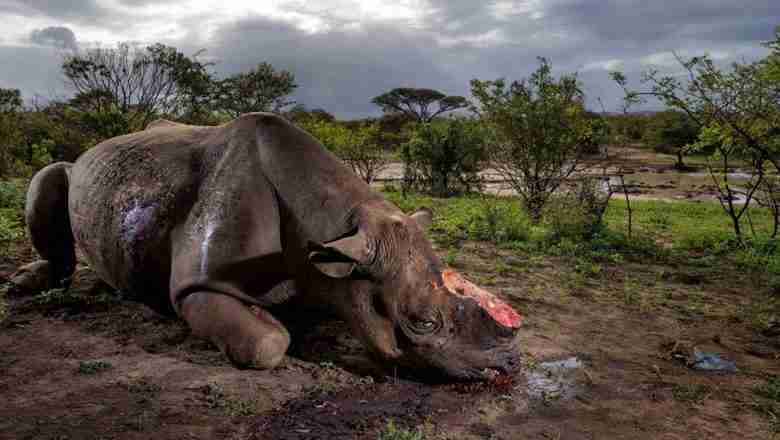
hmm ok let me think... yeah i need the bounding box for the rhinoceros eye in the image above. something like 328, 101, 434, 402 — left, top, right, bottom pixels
410, 317, 438, 334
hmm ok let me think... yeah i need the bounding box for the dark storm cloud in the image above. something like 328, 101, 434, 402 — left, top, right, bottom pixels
29, 26, 77, 50
0, 0, 779, 115
204, 17, 462, 119
0, 0, 106, 22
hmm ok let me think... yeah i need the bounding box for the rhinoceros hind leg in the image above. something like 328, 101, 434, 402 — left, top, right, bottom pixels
181, 292, 290, 369
25, 162, 76, 290
7, 260, 54, 294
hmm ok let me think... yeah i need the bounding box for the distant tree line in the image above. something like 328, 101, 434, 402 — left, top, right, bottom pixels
0, 42, 297, 176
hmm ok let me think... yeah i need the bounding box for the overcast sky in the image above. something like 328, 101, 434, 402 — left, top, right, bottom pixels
1, 0, 778, 119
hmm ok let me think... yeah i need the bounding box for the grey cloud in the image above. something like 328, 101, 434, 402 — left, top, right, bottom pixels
29, 26, 77, 50
1, 0, 779, 115
544, 0, 780, 45
0, 44, 64, 99
202, 17, 462, 119
0, 0, 106, 21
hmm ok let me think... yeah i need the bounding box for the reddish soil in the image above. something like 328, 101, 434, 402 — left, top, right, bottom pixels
1, 239, 778, 439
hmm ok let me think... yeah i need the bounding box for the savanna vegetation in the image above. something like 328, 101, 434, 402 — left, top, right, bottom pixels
1, 27, 779, 440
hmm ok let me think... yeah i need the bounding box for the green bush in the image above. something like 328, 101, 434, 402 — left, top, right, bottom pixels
400, 118, 487, 197
544, 178, 611, 242
299, 119, 388, 183
734, 238, 780, 276
468, 198, 531, 244
0, 179, 25, 211
0, 180, 26, 251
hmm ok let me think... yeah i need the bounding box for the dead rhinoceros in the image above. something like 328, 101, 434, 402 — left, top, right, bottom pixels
18, 113, 522, 381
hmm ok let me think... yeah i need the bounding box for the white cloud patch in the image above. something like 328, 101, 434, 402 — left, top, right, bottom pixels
582, 58, 624, 72
436, 29, 507, 49
490, 0, 544, 20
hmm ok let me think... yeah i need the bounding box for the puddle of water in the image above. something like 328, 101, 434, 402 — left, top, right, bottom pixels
525, 356, 582, 402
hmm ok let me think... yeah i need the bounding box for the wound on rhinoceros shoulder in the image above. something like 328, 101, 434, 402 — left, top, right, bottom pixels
442, 269, 522, 329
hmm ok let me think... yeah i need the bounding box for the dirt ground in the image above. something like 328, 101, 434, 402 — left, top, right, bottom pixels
1, 239, 779, 440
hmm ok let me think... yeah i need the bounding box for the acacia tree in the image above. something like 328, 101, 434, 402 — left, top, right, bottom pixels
371, 88, 468, 123
214, 62, 297, 117
62, 42, 213, 129
471, 58, 599, 220
612, 27, 780, 239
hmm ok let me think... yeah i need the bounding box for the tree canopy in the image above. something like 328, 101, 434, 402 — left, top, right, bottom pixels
371, 87, 468, 123
214, 62, 297, 118
472, 58, 598, 219
0, 88, 22, 114
62, 42, 213, 128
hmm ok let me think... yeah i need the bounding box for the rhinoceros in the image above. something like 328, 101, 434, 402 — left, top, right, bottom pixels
16, 113, 522, 380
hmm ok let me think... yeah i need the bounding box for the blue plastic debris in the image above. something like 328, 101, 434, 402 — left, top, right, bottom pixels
691, 350, 737, 373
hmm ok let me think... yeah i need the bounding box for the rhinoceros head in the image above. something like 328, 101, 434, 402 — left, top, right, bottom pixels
308, 203, 522, 381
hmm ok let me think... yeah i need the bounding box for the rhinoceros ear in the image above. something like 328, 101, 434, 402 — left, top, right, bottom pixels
410, 207, 433, 230
308, 228, 373, 279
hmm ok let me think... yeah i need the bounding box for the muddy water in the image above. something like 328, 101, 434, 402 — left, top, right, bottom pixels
374, 163, 757, 203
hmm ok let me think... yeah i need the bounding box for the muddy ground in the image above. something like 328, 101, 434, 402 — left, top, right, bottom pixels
1, 238, 778, 440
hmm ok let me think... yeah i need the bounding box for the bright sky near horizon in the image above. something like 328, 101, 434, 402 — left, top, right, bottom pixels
1, 0, 779, 118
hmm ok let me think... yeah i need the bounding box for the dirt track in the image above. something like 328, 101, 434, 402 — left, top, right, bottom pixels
1, 239, 778, 439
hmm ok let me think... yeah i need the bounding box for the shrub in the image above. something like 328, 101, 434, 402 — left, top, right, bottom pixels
471, 58, 601, 220
468, 198, 531, 244
0, 180, 26, 251
0, 179, 25, 212
300, 119, 388, 184
545, 177, 612, 242
400, 117, 487, 197
377, 419, 425, 440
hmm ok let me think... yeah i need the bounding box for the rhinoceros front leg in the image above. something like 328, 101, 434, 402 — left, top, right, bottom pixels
180, 291, 290, 369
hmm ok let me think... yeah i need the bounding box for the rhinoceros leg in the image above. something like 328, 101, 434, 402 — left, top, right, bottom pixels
180, 291, 290, 369
21, 162, 77, 291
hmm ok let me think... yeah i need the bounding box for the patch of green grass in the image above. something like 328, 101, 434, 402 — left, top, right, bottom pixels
377, 419, 426, 440
78, 360, 113, 375
32, 288, 119, 308
756, 376, 780, 402
0, 179, 26, 251
672, 383, 711, 404
0, 282, 9, 323
202, 382, 261, 417
0, 179, 26, 212
383, 189, 780, 277
753, 376, 780, 432
442, 247, 459, 267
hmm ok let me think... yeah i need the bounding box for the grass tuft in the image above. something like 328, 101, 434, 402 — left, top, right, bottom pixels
377, 419, 426, 440
78, 360, 113, 375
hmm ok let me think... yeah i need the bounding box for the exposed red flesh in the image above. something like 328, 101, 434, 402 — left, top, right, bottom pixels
441, 269, 522, 328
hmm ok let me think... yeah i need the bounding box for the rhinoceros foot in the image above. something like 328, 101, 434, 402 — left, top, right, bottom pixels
7, 260, 59, 295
